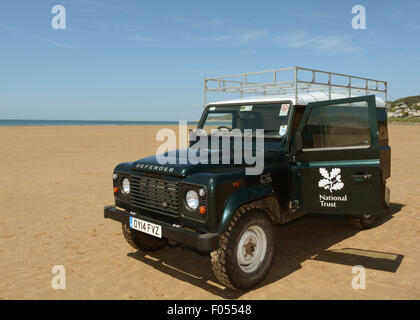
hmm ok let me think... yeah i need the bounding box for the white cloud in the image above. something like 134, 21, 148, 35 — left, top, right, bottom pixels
191, 29, 360, 54
165, 16, 224, 29
164, 16, 188, 23
409, 23, 420, 31
272, 32, 361, 54
313, 13, 341, 24
391, 11, 403, 21
193, 17, 224, 28
178, 67, 221, 75
129, 35, 155, 42
40, 38, 76, 49
194, 30, 268, 45
72, 0, 128, 13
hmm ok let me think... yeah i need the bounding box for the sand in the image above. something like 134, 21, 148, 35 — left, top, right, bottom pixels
0, 124, 419, 299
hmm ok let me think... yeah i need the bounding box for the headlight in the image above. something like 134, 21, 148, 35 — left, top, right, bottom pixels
185, 190, 199, 210
122, 178, 130, 194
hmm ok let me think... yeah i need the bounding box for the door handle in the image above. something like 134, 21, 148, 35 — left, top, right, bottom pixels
352, 173, 372, 180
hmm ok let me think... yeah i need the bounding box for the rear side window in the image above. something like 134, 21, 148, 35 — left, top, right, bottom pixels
302, 101, 370, 150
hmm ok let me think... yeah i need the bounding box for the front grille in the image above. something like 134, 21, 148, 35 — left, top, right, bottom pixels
130, 175, 179, 215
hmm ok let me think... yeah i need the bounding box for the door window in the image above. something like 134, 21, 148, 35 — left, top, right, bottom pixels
301, 101, 370, 150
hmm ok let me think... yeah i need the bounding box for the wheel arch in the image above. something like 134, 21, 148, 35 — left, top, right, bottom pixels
216, 185, 281, 233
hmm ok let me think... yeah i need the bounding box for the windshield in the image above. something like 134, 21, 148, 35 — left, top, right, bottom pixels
198, 103, 292, 139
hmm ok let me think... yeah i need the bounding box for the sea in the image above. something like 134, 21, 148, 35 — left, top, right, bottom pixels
0, 120, 198, 127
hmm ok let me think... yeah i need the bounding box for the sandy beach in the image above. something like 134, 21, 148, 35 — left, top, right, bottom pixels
0, 124, 419, 299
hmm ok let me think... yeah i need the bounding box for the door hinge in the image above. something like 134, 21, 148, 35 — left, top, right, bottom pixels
286, 154, 296, 164
289, 200, 299, 211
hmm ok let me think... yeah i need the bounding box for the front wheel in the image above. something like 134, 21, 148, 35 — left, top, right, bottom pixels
211, 206, 275, 290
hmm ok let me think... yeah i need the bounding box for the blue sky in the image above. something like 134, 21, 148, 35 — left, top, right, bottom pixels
0, 0, 419, 121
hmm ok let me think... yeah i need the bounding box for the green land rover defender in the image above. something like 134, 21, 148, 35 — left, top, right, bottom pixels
104, 67, 391, 290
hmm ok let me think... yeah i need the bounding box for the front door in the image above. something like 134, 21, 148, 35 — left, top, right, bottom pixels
292, 95, 385, 215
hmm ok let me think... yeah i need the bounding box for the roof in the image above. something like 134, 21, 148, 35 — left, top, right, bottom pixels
207, 92, 386, 108
204, 67, 387, 108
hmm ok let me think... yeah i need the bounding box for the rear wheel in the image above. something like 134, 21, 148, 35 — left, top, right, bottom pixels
348, 214, 376, 230
211, 206, 275, 290
122, 224, 167, 251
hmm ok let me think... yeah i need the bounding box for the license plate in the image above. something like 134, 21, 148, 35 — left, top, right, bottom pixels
129, 216, 162, 238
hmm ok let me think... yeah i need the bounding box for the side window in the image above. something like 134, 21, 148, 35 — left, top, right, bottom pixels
302, 101, 370, 150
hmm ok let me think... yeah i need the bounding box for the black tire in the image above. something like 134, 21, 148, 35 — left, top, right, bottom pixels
348, 214, 376, 230
122, 224, 167, 251
210, 206, 275, 290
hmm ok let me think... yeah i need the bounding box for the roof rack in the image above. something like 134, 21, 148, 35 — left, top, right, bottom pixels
203, 66, 387, 106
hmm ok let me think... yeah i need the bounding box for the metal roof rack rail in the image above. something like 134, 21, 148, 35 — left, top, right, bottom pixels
203, 66, 387, 106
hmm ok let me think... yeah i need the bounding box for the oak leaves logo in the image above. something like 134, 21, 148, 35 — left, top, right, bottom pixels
318, 168, 344, 193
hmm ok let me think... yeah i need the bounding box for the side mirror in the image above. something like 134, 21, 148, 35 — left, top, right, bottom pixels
188, 129, 195, 144
295, 131, 303, 153
189, 129, 203, 147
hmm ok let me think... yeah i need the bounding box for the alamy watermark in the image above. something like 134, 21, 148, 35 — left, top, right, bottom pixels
155, 121, 265, 175
51, 265, 66, 289
352, 265, 366, 290
352, 5, 366, 30
51, 5, 66, 30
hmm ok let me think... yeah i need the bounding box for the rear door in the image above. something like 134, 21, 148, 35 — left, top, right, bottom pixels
292, 95, 385, 215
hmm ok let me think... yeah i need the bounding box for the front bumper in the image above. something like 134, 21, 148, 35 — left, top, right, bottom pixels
104, 205, 219, 251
